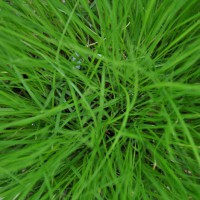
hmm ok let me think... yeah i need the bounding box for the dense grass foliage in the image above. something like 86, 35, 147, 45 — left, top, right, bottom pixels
0, 0, 200, 199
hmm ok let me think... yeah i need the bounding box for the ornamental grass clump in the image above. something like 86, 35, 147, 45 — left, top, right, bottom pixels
0, 0, 200, 199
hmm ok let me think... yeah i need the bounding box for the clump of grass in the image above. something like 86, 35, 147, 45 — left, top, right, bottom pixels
0, 0, 200, 199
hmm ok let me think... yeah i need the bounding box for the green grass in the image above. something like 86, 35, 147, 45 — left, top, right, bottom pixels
0, 0, 200, 199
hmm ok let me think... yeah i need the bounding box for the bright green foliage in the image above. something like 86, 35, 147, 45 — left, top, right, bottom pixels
0, 0, 200, 199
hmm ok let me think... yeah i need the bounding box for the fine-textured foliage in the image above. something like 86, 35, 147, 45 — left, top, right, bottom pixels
0, 0, 200, 199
